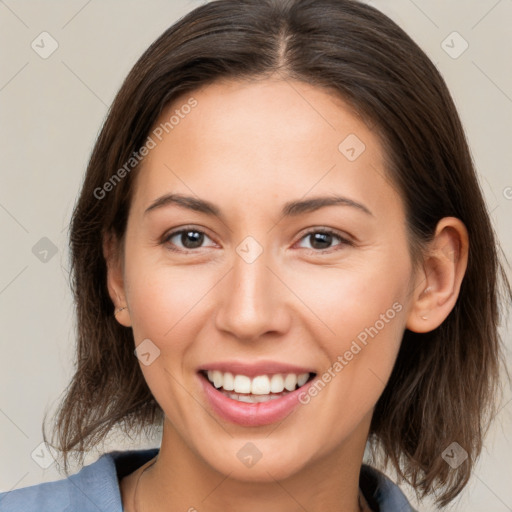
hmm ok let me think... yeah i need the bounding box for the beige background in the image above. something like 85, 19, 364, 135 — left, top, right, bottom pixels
0, 1, 511, 510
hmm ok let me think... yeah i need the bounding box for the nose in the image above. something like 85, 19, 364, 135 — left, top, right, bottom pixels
214, 245, 291, 342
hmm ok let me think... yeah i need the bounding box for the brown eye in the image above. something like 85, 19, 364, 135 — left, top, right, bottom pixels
296, 229, 352, 252
163, 228, 216, 252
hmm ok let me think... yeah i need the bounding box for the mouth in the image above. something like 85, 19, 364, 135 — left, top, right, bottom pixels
199, 369, 316, 403
197, 364, 318, 427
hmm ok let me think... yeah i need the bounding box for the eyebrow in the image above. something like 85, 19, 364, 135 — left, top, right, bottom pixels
144, 193, 373, 218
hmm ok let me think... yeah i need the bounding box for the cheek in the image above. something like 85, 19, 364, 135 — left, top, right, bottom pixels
286, 253, 410, 343
122, 249, 215, 421
287, 250, 411, 408
123, 245, 218, 355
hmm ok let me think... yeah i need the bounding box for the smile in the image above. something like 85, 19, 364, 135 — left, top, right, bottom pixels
197, 363, 317, 426
203, 370, 313, 403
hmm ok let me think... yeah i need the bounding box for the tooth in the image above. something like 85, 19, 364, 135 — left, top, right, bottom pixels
297, 373, 309, 387
284, 373, 298, 391
223, 372, 234, 391
251, 375, 270, 395
233, 374, 252, 394
212, 370, 223, 388
219, 387, 292, 402
253, 395, 270, 403
237, 394, 254, 403
269, 374, 285, 393
206, 370, 311, 394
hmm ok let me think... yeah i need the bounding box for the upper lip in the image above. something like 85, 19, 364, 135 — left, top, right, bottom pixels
198, 360, 316, 378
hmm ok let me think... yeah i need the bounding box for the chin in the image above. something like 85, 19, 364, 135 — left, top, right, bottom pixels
194, 435, 319, 483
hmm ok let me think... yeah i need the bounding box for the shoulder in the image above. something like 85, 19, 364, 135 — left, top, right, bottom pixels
0, 475, 73, 512
0, 448, 159, 512
360, 463, 419, 512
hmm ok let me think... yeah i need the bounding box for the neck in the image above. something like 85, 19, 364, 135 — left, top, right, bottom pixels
134, 415, 371, 512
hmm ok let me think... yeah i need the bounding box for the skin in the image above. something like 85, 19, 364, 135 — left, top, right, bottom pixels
104, 76, 469, 512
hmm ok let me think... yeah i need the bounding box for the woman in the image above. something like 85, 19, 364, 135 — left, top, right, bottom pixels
1, 0, 509, 511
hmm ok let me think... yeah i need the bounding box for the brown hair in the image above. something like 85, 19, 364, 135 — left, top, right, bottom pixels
43, 0, 511, 507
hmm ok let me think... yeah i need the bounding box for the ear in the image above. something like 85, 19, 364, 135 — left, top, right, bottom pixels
103, 231, 132, 327
406, 217, 469, 333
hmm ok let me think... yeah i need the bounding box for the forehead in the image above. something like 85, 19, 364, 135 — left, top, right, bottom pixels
130, 78, 400, 219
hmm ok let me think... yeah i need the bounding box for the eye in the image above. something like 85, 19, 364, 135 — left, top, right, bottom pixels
162, 227, 216, 252
296, 228, 352, 253
161, 226, 352, 254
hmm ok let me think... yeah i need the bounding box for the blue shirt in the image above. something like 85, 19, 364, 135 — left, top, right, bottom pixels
0, 448, 418, 511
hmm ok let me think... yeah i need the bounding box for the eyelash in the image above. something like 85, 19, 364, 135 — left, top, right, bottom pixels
161, 226, 353, 254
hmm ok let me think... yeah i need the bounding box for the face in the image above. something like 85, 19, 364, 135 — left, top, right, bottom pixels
109, 77, 420, 481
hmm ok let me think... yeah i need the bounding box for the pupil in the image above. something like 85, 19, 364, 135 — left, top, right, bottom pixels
182, 231, 203, 249
179, 232, 332, 250
311, 232, 331, 249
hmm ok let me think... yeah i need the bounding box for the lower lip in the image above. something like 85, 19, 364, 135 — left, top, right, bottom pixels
198, 372, 314, 427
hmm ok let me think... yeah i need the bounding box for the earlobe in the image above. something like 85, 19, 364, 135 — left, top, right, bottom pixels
406, 217, 468, 333
103, 231, 132, 327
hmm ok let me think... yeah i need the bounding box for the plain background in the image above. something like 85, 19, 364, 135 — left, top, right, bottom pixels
0, 1, 511, 510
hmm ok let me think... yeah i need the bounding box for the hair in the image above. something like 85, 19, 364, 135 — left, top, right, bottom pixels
42, 0, 511, 507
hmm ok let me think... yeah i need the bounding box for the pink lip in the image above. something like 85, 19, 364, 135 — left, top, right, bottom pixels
197, 371, 316, 427
197, 360, 315, 378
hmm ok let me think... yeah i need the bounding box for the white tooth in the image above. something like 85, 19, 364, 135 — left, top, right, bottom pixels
251, 375, 270, 395
223, 372, 234, 391
253, 395, 271, 403
234, 374, 252, 394
212, 370, 223, 388
297, 373, 309, 387
269, 374, 285, 393
284, 373, 298, 391
220, 388, 290, 402
237, 394, 255, 403
209, 371, 307, 394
